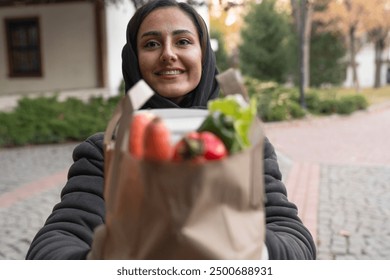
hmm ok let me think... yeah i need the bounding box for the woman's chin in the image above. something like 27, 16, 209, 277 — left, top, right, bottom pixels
157, 91, 187, 104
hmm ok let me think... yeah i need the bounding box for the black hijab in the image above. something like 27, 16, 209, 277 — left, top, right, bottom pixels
121, 0, 219, 109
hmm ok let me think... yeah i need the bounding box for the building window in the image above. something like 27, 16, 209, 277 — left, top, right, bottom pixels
5, 17, 42, 77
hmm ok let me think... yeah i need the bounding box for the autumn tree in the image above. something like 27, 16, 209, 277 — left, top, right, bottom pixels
364, 0, 390, 88
314, 0, 374, 92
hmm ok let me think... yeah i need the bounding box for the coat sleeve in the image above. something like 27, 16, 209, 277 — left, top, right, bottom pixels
263, 137, 316, 259
25, 133, 105, 260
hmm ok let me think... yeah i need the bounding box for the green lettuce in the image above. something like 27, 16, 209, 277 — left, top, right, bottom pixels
207, 94, 257, 150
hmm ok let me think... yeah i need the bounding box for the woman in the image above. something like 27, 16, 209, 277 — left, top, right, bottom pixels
26, 0, 316, 260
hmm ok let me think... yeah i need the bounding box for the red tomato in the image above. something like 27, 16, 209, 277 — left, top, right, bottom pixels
173, 131, 228, 162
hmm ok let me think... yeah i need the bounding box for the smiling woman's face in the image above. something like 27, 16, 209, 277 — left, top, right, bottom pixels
136, 7, 202, 104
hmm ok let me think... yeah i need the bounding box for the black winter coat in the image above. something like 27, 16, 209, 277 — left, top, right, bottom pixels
25, 132, 316, 260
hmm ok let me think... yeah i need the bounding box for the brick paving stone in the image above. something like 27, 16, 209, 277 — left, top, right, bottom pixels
0, 185, 63, 260
348, 242, 363, 256
335, 254, 357, 260
0, 143, 76, 193
316, 165, 390, 260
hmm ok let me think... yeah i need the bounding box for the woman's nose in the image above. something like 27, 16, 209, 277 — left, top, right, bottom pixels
160, 45, 177, 62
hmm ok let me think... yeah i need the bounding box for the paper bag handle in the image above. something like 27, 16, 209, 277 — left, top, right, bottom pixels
249, 119, 265, 208
103, 80, 154, 148
216, 68, 249, 101
103, 80, 154, 207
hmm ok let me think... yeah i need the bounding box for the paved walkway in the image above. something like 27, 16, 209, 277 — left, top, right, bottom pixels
0, 143, 76, 260
0, 98, 390, 259
264, 103, 390, 259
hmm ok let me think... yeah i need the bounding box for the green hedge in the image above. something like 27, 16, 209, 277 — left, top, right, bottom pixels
244, 77, 369, 122
0, 95, 120, 147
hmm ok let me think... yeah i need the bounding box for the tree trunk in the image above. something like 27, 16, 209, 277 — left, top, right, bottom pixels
303, 1, 313, 89
343, 0, 360, 92
290, 0, 299, 31
292, 0, 311, 108
373, 37, 385, 88
349, 26, 360, 92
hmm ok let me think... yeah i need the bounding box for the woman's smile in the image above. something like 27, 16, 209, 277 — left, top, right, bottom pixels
155, 68, 184, 76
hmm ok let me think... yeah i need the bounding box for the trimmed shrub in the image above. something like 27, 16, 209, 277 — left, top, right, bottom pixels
334, 95, 369, 115
0, 94, 120, 147
244, 76, 368, 122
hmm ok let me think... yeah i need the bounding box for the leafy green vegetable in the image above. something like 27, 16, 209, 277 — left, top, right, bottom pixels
202, 94, 257, 153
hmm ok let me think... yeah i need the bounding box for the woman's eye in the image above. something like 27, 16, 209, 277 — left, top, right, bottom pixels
144, 41, 160, 49
177, 39, 191, 46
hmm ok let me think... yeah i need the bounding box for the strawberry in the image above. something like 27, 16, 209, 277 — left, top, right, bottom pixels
128, 112, 154, 159
143, 117, 173, 161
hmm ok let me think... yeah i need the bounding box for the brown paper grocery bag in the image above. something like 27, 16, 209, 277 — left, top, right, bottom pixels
101, 77, 265, 259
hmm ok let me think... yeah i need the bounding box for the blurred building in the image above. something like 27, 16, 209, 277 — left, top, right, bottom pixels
0, 0, 135, 97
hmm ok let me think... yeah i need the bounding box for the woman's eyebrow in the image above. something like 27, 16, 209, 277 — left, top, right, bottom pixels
141, 29, 195, 38
141, 31, 161, 38
172, 29, 194, 36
